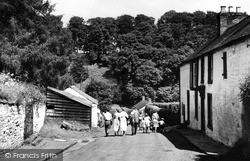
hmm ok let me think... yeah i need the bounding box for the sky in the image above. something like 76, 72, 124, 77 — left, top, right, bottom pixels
49, 0, 250, 27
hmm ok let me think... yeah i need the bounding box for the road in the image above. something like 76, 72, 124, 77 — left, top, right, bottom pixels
54, 126, 215, 161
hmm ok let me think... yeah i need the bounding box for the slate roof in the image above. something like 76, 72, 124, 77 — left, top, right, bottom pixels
69, 86, 98, 104
133, 100, 149, 110
47, 86, 92, 108
181, 16, 250, 65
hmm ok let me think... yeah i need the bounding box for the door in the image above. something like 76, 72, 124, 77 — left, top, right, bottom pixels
201, 96, 205, 133
198, 85, 205, 133
187, 90, 190, 125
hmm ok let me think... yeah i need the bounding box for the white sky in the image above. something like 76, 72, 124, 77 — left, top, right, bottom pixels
49, 0, 250, 27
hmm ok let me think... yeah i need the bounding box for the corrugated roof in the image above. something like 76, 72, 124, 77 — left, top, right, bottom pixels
47, 86, 92, 108
69, 86, 98, 104
182, 16, 250, 65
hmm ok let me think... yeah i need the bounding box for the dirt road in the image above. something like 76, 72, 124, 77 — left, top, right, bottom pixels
56, 126, 215, 161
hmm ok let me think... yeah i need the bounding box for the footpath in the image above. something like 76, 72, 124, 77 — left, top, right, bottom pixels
165, 126, 230, 157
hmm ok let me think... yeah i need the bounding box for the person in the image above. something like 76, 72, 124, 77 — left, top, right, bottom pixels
144, 113, 151, 133
152, 112, 159, 121
113, 109, 120, 136
103, 109, 112, 137
119, 108, 128, 136
140, 117, 146, 133
159, 118, 165, 132
130, 107, 139, 135
152, 118, 159, 132
138, 112, 143, 130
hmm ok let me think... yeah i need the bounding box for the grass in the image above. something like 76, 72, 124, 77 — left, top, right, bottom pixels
39, 117, 104, 140
77, 64, 116, 91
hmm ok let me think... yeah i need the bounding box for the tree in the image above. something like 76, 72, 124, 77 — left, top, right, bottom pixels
134, 64, 163, 87
70, 53, 89, 83
84, 17, 117, 66
156, 85, 179, 102
135, 14, 155, 27
116, 14, 135, 34
68, 16, 87, 51
86, 78, 113, 111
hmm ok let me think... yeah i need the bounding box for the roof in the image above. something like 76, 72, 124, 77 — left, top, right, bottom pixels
68, 86, 98, 104
133, 100, 149, 110
181, 16, 250, 65
47, 86, 92, 108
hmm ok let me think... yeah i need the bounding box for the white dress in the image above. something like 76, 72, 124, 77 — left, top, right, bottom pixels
113, 112, 120, 132
119, 111, 128, 132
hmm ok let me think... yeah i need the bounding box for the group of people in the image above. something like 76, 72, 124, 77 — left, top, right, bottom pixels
102, 107, 165, 137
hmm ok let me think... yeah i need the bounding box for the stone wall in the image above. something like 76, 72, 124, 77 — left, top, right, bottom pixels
0, 103, 25, 149
0, 102, 45, 149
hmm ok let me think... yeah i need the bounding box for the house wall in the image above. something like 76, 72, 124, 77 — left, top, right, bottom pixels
205, 40, 250, 146
180, 39, 250, 147
180, 63, 190, 124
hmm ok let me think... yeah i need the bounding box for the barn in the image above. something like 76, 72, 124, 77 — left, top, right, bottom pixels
46, 86, 93, 127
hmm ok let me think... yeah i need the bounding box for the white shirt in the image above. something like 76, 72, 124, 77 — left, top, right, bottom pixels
103, 112, 112, 121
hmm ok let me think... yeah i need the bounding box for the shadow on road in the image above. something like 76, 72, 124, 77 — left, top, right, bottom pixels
161, 130, 204, 153
161, 130, 218, 161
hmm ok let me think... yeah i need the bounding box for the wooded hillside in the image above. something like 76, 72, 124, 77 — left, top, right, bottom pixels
0, 0, 218, 110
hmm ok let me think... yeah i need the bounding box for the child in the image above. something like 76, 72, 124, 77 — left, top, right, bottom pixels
140, 117, 146, 133
159, 118, 165, 132
152, 118, 159, 132
144, 113, 151, 133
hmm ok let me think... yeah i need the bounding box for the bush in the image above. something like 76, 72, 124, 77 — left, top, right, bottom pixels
0, 73, 45, 105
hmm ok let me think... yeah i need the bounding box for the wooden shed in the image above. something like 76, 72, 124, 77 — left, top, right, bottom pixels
46, 86, 92, 127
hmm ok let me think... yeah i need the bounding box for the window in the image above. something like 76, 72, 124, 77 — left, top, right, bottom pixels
195, 90, 198, 120
207, 93, 213, 130
190, 61, 199, 89
201, 57, 204, 84
222, 52, 227, 79
208, 54, 213, 84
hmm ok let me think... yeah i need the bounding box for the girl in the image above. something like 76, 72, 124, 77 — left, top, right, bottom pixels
144, 113, 151, 133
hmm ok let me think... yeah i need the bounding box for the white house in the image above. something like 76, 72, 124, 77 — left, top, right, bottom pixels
179, 6, 250, 147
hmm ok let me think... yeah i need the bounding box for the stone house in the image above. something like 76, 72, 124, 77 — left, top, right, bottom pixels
179, 6, 250, 147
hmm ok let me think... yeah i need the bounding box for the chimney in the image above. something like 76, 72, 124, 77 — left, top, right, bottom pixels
236, 7, 241, 13
142, 95, 145, 101
218, 6, 247, 35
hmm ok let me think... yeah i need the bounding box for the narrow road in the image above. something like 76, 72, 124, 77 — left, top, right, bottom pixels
57, 126, 215, 161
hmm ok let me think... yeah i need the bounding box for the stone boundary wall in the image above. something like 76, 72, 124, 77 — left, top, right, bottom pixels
0, 102, 45, 149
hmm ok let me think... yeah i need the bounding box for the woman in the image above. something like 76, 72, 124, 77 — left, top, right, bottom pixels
113, 109, 120, 136
119, 108, 128, 136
